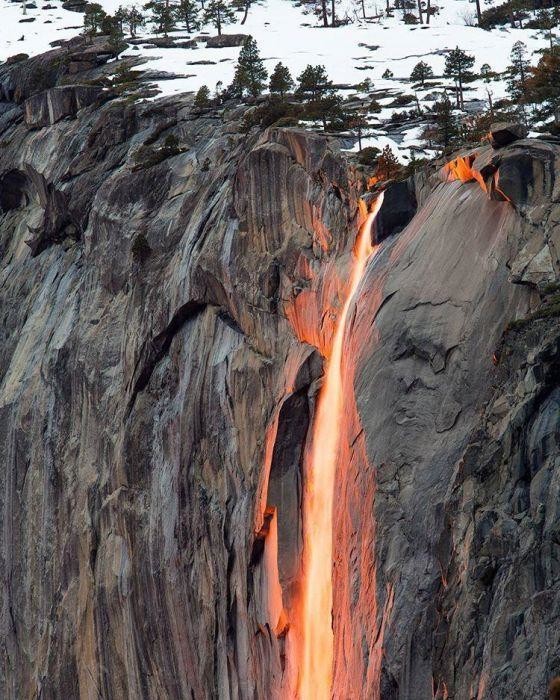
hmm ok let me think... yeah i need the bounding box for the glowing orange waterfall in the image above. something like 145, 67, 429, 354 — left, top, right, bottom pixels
298, 192, 385, 700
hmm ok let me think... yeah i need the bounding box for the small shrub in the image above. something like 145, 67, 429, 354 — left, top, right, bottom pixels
241, 98, 302, 130
193, 84, 211, 110
133, 135, 183, 169
358, 146, 380, 166
390, 94, 415, 107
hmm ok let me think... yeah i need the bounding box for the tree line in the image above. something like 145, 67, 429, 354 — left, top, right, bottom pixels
84, 0, 252, 39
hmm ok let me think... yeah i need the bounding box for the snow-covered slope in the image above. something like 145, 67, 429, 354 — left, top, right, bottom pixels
0, 0, 555, 158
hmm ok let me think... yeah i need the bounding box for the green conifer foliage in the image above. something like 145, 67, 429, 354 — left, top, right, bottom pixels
229, 36, 268, 98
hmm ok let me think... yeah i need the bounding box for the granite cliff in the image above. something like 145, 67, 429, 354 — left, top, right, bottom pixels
0, 42, 559, 699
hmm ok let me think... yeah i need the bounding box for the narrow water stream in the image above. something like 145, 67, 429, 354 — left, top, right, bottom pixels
298, 193, 385, 699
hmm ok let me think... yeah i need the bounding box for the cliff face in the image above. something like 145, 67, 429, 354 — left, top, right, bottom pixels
0, 48, 361, 698
0, 46, 559, 699
336, 143, 560, 699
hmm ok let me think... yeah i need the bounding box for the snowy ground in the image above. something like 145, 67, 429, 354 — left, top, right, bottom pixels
0, 0, 556, 159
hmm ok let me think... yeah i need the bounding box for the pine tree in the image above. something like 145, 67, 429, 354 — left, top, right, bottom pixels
269, 62, 294, 98
507, 41, 530, 103
203, 0, 235, 35
112, 5, 143, 37
229, 36, 268, 98
296, 64, 332, 100
444, 46, 475, 109
126, 7, 145, 36
376, 145, 401, 180
319, 0, 328, 27
296, 64, 342, 130
349, 112, 368, 151
382, 68, 394, 79
410, 60, 434, 86
534, 9, 556, 50
104, 16, 126, 56
433, 92, 457, 152
114, 5, 127, 32
193, 84, 211, 109
83, 3, 107, 36
176, 0, 200, 30
526, 46, 560, 116
145, 0, 176, 35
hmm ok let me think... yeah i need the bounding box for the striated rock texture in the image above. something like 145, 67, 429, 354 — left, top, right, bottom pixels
1, 46, 559, 699
334, 141, 560, 699
0, 44, 363, 699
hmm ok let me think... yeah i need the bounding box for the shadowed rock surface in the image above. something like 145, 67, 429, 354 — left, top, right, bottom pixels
0, 47, 559, 699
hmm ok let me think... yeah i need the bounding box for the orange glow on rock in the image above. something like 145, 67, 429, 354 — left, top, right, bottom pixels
443, 154, 514, 205
298, 193, 385, 700
443, 154, 488, 194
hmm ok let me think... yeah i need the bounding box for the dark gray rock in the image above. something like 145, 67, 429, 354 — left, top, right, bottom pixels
371, 177, 418, 242
491, 121, 529, 147
205, 33, 248, 48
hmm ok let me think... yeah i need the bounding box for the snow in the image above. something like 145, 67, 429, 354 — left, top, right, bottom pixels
0, 0, 556, 159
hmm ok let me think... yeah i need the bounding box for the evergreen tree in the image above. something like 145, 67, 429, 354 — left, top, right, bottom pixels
296, 64, 332, 100
526, 46, 560, 116
296, 64, 342, 130
444, 46, 475, 108
269, 62, 294, 98
83, 3, 107, 35
410, 60, 434, 85
114, 5, 127, 32
537, 8, 559, 50
506, 40, 530, 103
433, 92, 458, 152
508, 0, 524, 28
126, 7, 145, 35
382, 68, 394, 79
193, 84, 211, 109
203, 0, 235, 35
318, 0, 328, 27
176, 0, 200, 30
349, 112, 368, 151
376, 145, 401, 180
229, 36, 268, 98
145, 0, 176, 35
104, 16, 126, 56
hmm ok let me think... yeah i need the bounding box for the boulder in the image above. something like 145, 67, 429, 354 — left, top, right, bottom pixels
490, 121, 528, 147
61, 0, 87, 10
205, 33, 248, 48
5, 52, 29, 64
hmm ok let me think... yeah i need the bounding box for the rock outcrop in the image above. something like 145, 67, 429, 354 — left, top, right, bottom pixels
0, 48, 559, 700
